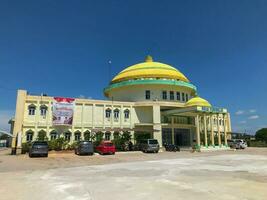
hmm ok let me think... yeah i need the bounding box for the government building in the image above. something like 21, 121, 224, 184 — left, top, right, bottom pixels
11, 56, 232, 153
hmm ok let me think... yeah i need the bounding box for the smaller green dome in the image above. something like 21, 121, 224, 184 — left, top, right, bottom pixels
185, 96, 211, 107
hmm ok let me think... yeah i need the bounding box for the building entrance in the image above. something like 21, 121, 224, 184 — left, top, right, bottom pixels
174, 128, 191, 146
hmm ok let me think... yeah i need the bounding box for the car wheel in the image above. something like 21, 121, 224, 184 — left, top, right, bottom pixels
29, 153, 32, 158
44, 154, 48, 157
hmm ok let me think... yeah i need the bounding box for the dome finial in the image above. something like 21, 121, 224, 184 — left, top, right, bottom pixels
145, 55, 153, 62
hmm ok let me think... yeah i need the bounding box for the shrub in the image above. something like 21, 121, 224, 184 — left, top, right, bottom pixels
21, 142, 31, 154
48, 137, 65, 151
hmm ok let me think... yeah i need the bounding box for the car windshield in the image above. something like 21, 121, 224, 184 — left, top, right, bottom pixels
33, 142, 48, 146
149, 140, 158, 145
104, 143, 113, 146
80, 141, 91, 145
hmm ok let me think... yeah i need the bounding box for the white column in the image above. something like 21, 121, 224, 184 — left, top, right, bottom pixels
204, 114, 208, 147
195, 115, 200, 147
224, 114, 228, 146
217, 114, 221, 146
153, 105, 162, 147
210, 115, 215, 146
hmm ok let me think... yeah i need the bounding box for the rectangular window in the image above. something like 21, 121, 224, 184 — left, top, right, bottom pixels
28, 108, 35, 115
185, 94, 189, 101
26, 133, 33, 141
176, 92, 181, 101
170, 91, 174, 100
40, 109, 46, 116
182, 93, 185, 101
145, 90, 150, 99
162, 91, 167, 100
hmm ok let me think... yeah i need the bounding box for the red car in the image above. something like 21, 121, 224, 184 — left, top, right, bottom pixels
96, 141, 116, 155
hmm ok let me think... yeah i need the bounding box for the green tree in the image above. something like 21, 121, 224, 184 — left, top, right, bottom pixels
255, 128, 267, 143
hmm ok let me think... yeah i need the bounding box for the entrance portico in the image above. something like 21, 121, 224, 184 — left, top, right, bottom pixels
162, 106, 231, 151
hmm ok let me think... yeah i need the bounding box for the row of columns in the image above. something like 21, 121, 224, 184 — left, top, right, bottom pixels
195, 113, 230, 148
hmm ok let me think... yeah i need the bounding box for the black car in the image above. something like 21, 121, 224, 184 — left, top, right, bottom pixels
137, 139, 159, 153
29, 141, 49, 157
75, 141, 94, 155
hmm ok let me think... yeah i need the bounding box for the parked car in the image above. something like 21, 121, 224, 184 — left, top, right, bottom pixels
137, 139, 159, 153
29, 141, 48, 157
95, 141, 115, 155
75, 141, 94, 155
163, 143, 180, 152
228, 139, 247, 149
236, 139, 247, 149
227, 139, 237, 149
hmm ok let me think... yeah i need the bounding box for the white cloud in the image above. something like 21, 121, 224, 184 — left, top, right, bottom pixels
0, 110, 14, 132
78, 95, 85, 99
249, 109, 256, 113
235, 110, 244, 115
248, 115, 259, 120
239, 120, 247, 124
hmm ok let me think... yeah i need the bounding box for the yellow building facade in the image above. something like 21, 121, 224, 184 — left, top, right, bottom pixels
11, 56, 232, 153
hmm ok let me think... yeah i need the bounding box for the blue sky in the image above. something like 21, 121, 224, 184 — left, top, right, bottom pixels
0, 0, 266, 133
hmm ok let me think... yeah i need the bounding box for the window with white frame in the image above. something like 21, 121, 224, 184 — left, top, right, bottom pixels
176, 92, 181, 101
50, 131, 57, 140
162, 91, 167, 100
74, 132, 81, 141
40, 105, 48, 117
170, 91, 174, 100
26, 131, 34, 142
105, 108, 111, 118
105, 132, 111, 140
64, 132, 71, 141
182, 93, 185, 101
28, 105, 36, 115
145, 90, 150, 99
124, 109, 130, 119
185, 94, 189, 101
114, 109, 120, 119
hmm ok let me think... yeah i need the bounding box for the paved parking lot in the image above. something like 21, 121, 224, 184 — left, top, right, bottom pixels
1, 148, 267, 200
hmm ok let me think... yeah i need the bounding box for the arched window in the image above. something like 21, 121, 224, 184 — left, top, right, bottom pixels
114, 109, 120, 119
105, 108, 111, 118
64, 131, 71, 141
28, 104, 36, 116
50, 130, 57, 140
124, 109, 130, 119
74, 131, 81, 141
113, 132, 120, 140
84, 130, 91, 141
105, 132, 111, 140
40, 105, 48, 116
96, 132, 104, 142
26, 130, 34, 142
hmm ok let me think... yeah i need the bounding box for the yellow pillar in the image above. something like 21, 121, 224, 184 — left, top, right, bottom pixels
11, 90, 27, 155
204, 115, 208, 147
217, 114, 221, 146
195, 115, 200, 148
210, 115, 215, 146
224, 114, 228, 146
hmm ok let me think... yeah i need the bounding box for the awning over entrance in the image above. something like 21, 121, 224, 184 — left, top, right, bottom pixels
162, 106, 228, 116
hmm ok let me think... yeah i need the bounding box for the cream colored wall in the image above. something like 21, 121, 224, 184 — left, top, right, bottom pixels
17, 90, 139, 143
108, 84, 194, 102
133, 106, 153, 123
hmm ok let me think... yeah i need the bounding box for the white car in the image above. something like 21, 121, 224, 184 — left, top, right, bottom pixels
236, 139, 247, 149
228, 139, 247, 149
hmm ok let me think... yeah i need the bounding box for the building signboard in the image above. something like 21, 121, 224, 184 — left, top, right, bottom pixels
52, 97, 75, 126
